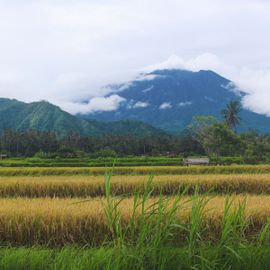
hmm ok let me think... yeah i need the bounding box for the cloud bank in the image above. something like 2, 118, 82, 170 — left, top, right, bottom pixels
62, 95, 125, 114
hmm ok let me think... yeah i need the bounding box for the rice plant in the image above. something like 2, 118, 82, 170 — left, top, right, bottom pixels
1, 164, 270, 176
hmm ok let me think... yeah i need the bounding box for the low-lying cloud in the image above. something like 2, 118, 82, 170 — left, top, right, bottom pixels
159, 102, 172, 110
178, 101, 192, 107
61, 95, 126, 114
133, 101, 149, 108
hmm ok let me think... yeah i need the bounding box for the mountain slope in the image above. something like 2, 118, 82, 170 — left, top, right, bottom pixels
84, 69, 270, 133
0, 98, 165, 136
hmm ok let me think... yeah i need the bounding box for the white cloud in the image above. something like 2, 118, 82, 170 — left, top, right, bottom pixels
142, 85, 154, 93
238, 70, 270, 116
159, 102, 172, 109
178, 101, 192, 107
62, 94, 125, 114
133, 101, 149, 108
135, 74, 163, 82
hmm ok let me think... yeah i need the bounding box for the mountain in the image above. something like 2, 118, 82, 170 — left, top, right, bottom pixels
2, 69, 270, 136
83, 69, 270, 133
0, 98, 165, 136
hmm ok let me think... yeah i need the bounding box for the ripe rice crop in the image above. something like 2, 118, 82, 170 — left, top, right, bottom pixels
1, 174, 270, 197
0, 195, 269, 246
1, 165, 270, 176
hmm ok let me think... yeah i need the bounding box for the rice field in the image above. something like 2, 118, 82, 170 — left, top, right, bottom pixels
1, 164, 270, 176
0, 195, 269, 246
1, 174, 270, 197
2, 166, 270, 269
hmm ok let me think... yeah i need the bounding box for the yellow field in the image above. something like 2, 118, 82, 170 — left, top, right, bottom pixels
1, 174, 270, 197
0, 195, 269, 246
1, 168, 270, 247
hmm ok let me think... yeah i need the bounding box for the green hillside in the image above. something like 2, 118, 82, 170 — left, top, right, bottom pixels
0, 98, 165, 136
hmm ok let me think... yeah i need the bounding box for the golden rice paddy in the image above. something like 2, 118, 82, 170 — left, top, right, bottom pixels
1, 169, 270, 246
0, 195, 268, 246
0, 174, 270, 197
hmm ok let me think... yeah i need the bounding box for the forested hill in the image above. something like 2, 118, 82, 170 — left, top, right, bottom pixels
0, 98, 165, 136
83, 69, 270, 133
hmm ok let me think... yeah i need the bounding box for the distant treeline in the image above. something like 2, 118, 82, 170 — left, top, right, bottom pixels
0, 129, 203, 158
1, 129, 270, 163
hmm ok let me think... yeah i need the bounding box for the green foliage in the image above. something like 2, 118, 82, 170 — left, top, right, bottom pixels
0, 156, 185, 167
0, 98, 165, 137
34, 152, 48, 158
221, 100, 241, 130
92, 148, 117, 158
188, 116, 243, 160
56, 147, 77, 158
0, 246, 270, 270
188, 115, 218, 157
0, 129, 192, 158
2, 123, 270, 164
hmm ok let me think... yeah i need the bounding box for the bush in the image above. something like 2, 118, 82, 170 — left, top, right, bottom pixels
214, 156, 244, 165
34, 152, 48, 159
56, 147, 77, 158
92, 148, 117, 158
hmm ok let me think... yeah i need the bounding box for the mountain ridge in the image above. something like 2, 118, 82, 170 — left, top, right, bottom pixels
0, 98, 165, 137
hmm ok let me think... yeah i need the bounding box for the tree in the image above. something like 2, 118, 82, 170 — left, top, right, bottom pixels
221, 100, 241, 130
210, 123, 243, 162
188, 116, 243, 162
188, 116, 218, 158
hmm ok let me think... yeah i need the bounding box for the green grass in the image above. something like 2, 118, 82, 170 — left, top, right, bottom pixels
0, 246, 270, 270
0, 156, 184, 167
1, 164, 270, 176
0, 156, 247, 167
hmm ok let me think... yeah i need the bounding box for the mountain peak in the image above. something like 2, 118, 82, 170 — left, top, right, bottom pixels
84, 69, 270, 133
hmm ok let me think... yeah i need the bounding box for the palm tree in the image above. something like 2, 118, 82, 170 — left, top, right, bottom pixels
221, 100, 241, 130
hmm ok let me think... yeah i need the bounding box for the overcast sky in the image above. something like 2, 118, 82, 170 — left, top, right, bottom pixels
0, 0, 270, 115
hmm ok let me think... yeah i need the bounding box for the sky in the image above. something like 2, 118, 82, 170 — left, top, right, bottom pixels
0, 0, 270, 115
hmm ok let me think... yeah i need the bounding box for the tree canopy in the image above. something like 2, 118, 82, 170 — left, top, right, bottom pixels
221, 100, 241, 130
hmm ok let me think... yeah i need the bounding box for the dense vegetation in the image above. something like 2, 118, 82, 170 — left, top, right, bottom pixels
1, 99, 270, 168
1, 128, 270, 165
0, 129, 190, 157
1, 246, 270, 270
